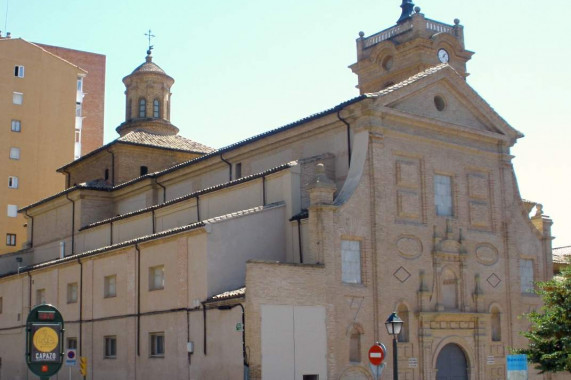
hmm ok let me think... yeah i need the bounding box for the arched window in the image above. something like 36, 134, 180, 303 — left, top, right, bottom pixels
441, 268, 458, 310
139, 98, 147, 118
153, 99, 160, 118
491, 306, 501, 341
397, 304, 409, 342
349, 326, 362, 362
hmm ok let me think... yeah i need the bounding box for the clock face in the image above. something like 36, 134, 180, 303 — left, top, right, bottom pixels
438, 49, 449, 63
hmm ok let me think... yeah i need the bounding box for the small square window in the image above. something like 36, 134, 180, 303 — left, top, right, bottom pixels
9, 147, 20, 160
150, 332, 165, 357
11, 120, 21, 132
104, 336, 117, 358
104, 275, 116, 298
149, 265, 164, 291
36, 288, 46, 305
12, 92, 23, 105
7, 205, 18, 218
14, 65, 24, 78
8, 176, 18, 189
67, 282, 78, 303
6, 234, 16, 246
67, 337, 78, 349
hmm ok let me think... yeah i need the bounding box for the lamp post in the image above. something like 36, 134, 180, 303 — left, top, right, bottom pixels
385, 312, 404, 380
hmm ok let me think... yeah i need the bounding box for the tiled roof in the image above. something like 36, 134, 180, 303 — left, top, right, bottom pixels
553, 246, 571, 264
205, 287, 246, 303
366, 63, 452, 97
119, 131, 214, 153
5, 203, 284, 279
131, 60, 166, 74
80, 163, 294, 230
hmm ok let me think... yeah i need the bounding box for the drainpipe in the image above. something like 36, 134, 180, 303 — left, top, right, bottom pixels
220, 153, 232, 181
262, 176, 267, 206
106, 149, 115, 186
24, 210, 34, 248
65, 193, 76, 255
337, 109, 351, 168
78, 258, 83, 356
218, 304, 248, 372
201, 301, 207, 355
297, 219, 304, 264
27, 271, 32, 310
196, 196, 201, 221
135, 244, 141, 356
154, 176, 166, 203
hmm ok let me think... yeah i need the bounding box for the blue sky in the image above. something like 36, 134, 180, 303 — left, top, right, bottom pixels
3, 0, 570, 246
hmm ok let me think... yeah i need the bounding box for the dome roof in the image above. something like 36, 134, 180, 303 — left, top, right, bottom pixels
131, 58, 166, 74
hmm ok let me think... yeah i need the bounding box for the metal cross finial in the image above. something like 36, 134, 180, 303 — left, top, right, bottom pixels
145, 29, 155, 52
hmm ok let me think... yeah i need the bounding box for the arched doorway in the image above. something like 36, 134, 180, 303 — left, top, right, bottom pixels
435, 343, 468, 380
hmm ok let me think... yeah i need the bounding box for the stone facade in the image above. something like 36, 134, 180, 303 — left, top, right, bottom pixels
0, 4, 559, 380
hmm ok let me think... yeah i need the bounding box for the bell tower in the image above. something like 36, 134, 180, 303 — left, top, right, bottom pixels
350, 1, 474, 94
116, 48, 179, 136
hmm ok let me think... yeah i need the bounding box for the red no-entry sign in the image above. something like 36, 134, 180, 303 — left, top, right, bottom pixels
368, 343, 386, 366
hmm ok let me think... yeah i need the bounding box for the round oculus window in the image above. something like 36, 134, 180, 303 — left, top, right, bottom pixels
434, 95, 446, 111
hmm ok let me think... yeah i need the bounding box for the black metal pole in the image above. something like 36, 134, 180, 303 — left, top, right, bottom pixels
393, 335, 399, 380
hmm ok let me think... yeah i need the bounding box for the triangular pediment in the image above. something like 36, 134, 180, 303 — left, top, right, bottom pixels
367, 65, 522, 143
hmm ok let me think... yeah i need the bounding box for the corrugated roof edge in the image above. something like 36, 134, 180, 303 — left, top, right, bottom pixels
80, 162, 296, 230
20, 184, 111, 212
204, 287, 246, 303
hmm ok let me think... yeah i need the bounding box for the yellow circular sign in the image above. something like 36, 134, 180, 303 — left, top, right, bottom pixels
33, 327, 59, 353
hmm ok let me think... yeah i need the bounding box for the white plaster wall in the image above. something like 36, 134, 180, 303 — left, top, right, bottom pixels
206, 205, 286, 298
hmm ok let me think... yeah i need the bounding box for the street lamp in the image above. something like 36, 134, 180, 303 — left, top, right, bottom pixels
385, 312, 404, 380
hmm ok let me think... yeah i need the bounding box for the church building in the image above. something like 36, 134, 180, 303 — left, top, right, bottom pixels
0, 2, 556, 379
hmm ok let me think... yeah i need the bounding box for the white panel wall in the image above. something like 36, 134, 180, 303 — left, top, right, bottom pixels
261, 305, 327, 380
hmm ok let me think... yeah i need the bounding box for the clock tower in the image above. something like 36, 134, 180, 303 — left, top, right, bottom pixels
350, 1, 474, 94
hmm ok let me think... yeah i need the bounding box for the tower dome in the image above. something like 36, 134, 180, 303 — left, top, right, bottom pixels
116, 49, 179, 136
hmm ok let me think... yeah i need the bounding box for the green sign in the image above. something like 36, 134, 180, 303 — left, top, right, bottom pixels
26, 304, 64, 378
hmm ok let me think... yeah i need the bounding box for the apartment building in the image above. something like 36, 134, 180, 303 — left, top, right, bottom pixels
0, 36, 105, 255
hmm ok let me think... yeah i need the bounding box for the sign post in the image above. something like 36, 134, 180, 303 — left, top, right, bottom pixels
26, 304, 64, 379
369, 342, 387, 380
507, 354, 528, 380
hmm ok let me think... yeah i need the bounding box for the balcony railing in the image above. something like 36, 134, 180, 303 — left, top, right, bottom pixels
363, 23, 413, 48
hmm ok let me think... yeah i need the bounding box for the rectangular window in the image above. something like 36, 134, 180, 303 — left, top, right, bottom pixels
36, 289, 46, 305
77, 77, 83, 91
14, 65, 24, 78
67, 282, 78, 303
235, 163, 242, 179
0, 296, 2, 313
104, 336, 117, 358
104, 275, 116, 298
7, 205, 18, 218
67, 337, 78, 349
76, 102, 82, 117
11, 120, 21, 132
520, 259, 534, 293
341, 240, 361, 284
6, 234, 16, 246
12, 92, 23, 105
150, 332, 165, 357
9, 147, 20, 160
8, 176, 18, 189
434, 174, 453, 216
149, 265, 164, 291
